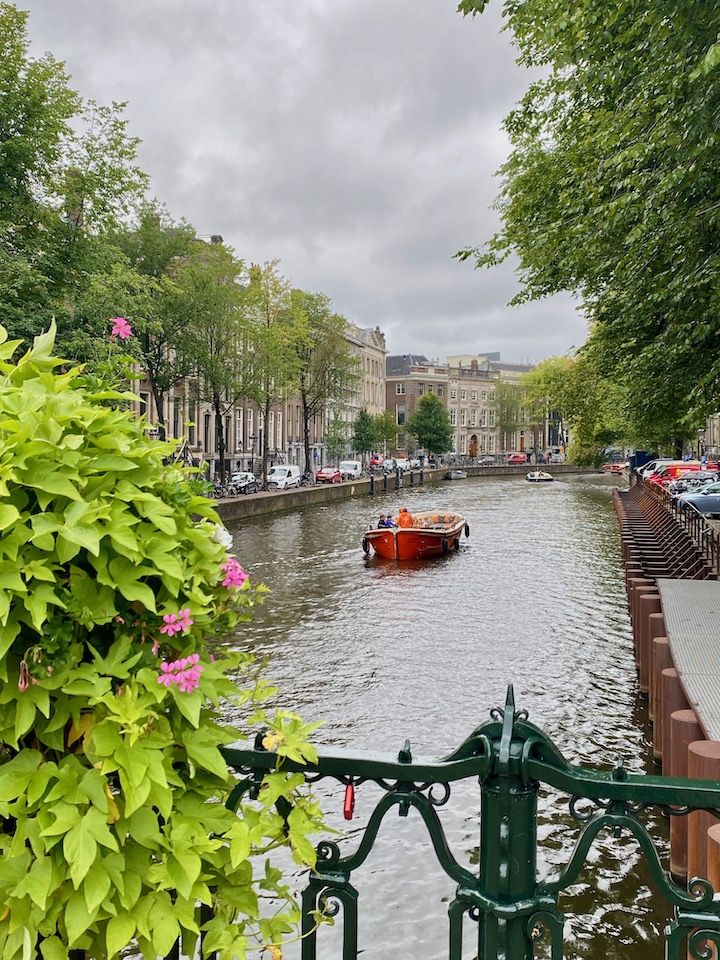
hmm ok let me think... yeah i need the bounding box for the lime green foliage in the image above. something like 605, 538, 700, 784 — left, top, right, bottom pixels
0, 325, 322, 959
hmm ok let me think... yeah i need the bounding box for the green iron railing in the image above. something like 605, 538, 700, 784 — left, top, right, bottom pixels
222, 687, 720, 960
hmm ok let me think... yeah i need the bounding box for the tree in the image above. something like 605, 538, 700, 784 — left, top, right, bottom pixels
289, 289, 359, 472
372, 412, 398, 453
352, 408, 377, 459
457, 0, 720, 440
243, 261, 302, 484
324, 409, 350, 463
0, 6, 148, 348
493, 382, 521, 453
174, 241, 246, 481
406, 394, 453, 455
78, 203, 198, 439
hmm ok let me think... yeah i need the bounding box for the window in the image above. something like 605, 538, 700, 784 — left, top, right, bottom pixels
396, 383, 405, 395
427, 384, 433, 393
225, 416, 230, 448
269, 411, 275, 449
460, 390, 467, 401
470, 409, 477, 427
481, 391, 487, 402
437, 385, 444, 397
450, 409, 457, 426
480, 435, 487, 453
276, 412, 283, 448
450, 389, 457, 401
488, 435, 495, 453
489, 410, 496, 427
460, 409, 467, 426
417, 384, 425, 396
481, 409, 488, 428
471, 391, 477, 401
139, 392, 149, 414
173, 397, 181, 439
396, 404, 405, 426
460, 435, 467, 454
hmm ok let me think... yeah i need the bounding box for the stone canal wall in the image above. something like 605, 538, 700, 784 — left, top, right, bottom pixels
216, 463, 598, 523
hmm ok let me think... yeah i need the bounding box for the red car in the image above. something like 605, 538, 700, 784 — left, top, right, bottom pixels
369, 456, 384, 467
507, 453, 527, 465
316, 466, 343, 484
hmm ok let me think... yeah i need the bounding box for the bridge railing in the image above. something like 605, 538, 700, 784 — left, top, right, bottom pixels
221, 687, 720, 960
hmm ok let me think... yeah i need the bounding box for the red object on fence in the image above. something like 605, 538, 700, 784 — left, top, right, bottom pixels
343, 783, 355, 820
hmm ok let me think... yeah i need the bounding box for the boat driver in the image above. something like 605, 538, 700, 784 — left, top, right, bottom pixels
396, 507, 414, 528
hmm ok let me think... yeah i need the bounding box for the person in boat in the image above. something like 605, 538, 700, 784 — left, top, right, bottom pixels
378, 515, 386, 528
396, 507, 414, 528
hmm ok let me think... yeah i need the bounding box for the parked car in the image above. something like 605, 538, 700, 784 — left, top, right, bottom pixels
338, 460, 363, 480
647, 462, 702, 487
507, 453, 528, 465
479, 456, 496, 466
266, 464, 302, 490
409, 458, 421, 469
668, 471, 717, 494
681, 485, 720, 518
369, 456, 385, 468
315, 466, 343, 484
677, 478, 720, 499
394, 458, 411, 471
382, 458, 396, 472
230, 471, 259, 494
637, 458, 674, 479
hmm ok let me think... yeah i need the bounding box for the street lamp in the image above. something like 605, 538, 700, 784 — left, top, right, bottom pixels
698, 428, 706, 461
249, 435, 256, 475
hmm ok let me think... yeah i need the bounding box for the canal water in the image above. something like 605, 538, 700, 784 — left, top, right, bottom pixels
228, 474, 667, 959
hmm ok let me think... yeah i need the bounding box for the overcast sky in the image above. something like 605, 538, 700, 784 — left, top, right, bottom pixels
23, 0, 584, 363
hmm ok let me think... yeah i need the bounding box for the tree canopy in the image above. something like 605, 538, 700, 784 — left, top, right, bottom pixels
458, 0, 720, 448
407, 394, 453, 454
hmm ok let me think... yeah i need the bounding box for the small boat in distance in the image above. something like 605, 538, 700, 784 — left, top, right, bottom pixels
444, 470, 468, 480
363, 512, 469, 561
526, 470, 554, 483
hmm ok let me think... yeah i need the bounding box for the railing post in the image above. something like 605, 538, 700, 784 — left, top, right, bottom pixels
477, 691, 538, 960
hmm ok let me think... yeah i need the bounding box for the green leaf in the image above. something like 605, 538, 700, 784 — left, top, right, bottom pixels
40, 937, 67, 960
83, 860, 112, 913
106, 914, 135, 957
65, 889, 94, 946
0, 504, 20, 530
63, 815, 98, 887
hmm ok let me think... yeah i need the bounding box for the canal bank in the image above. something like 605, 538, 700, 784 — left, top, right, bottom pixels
216, 463, 597, 522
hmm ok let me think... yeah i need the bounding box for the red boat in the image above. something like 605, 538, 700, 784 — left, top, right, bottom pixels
362, 512, 469, 561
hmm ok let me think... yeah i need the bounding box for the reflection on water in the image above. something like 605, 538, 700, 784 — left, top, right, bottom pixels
228, 475, 666, 959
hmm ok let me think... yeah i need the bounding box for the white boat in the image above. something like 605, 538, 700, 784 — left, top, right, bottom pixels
526, 470, 554, 483
444, 470, 468, 480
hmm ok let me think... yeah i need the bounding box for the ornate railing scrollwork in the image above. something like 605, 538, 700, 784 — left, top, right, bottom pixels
220, 685, 720, 959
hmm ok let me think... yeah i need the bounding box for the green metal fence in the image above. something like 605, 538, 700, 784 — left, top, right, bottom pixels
222, 687, 720, 960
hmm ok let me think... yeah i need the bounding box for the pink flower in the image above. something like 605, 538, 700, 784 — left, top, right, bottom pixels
18, 660, 30, 693
156, 653, 204, 693
159, 609, 193, 637
110, 317, 132, 340
151, 639, 160, 656
221, 557, 248, 589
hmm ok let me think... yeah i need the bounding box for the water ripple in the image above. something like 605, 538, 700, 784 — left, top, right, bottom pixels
228, 475, 664, 960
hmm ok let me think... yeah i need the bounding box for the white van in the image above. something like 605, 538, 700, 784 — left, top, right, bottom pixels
266, 464, 301, 490
339, 460, 362, 480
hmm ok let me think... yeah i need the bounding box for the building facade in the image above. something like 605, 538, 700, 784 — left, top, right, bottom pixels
135, 321, 387, 476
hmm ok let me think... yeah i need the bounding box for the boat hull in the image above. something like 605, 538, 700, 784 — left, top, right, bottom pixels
363, 513, 467, 561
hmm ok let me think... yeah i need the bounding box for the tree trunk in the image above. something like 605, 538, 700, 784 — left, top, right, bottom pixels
262, 397, 271, 485
214, 394, 226, 482
301, 390, 312, 476
149, 380, 167, 442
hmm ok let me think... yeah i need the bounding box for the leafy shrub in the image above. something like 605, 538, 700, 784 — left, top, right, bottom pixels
0, 324, 321, 960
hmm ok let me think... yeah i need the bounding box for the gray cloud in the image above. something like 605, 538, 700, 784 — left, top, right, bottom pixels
23, 0, 586, 362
